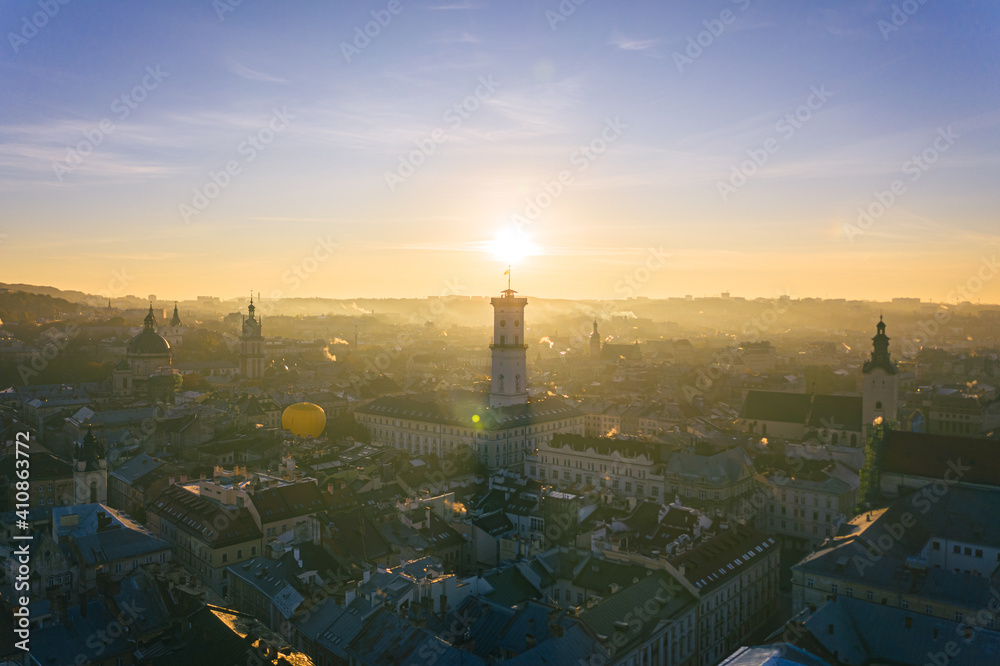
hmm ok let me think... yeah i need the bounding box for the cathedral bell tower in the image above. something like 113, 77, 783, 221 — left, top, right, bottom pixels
73, 428, 107, 505
862, 315, 898, 431
590, 319, 602, 358
489, 274, 528, 408
240, 293, 265, 380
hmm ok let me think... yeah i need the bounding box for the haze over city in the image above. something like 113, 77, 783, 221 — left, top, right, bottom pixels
3, 1, 1000, 302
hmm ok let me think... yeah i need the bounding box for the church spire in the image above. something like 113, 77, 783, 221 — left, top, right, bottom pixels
170, 302, 182, 327
590, 319, 602, 358
863, 315, 896, 375
143, 303, 156, 330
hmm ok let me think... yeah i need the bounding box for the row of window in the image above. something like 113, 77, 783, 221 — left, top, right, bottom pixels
931, 541, 987, 559
806, 580, 996, 627
112, 553, 166, 573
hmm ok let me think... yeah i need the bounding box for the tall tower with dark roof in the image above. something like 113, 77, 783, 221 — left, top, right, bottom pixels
590, 319, 602, 359
862, 316, 898, 431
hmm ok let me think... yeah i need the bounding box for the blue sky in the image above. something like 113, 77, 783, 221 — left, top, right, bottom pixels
2, 0, 999, 303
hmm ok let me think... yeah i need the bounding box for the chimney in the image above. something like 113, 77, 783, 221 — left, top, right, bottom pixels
96, 511, 113, 531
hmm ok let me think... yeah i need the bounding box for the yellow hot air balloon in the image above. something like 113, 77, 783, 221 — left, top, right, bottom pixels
281, 402, 326, 437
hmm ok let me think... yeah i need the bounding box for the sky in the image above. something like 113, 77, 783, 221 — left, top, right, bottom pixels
2, 0, 999, 304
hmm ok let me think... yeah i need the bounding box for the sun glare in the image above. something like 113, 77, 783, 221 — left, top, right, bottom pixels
487, 227, 539, 265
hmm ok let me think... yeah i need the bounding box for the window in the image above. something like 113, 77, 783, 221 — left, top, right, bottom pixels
954, 545, 961, 554
901, 600, 909, 609
237, 549, 243, 559
251, 546, 257, 556
932, 541, 941, 551
955, 612, 964, 622
845, 588, 853, 597
925, 605, 934, 615
577, 592, 583, 604
866, 591, 874, 600
831, 584, 838, 595
806, 578, 814, 588
222, 553, 228, 563
976, 549, 984, 558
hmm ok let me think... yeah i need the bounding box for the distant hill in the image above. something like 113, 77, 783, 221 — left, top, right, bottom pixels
0, 282, 96, 305
0, 289, 82, 323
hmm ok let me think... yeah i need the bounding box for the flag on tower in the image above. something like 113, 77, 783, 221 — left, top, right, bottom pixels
504, 268, 510, 276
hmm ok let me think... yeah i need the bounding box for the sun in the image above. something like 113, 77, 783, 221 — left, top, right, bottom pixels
487, 227, 539, 265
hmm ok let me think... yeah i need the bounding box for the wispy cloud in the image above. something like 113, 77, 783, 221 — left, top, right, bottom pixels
609, 32, 658, 51
226, 60, 288, 84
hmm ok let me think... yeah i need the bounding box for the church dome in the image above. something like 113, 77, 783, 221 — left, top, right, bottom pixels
128, 305, 171, 356
128, 329, 171, 355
